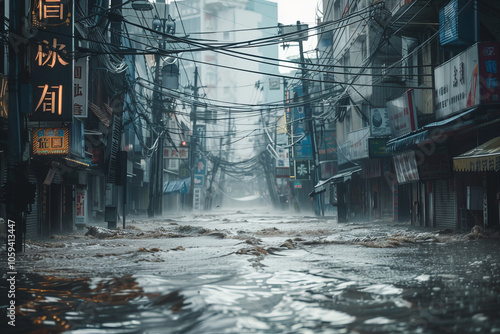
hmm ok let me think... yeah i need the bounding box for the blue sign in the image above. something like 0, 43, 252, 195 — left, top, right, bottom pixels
292, 106, 313, 159
194, 175, 204, 187
194, 158, 206, 175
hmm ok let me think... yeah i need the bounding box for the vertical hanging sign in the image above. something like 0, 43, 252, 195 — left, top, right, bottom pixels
74, 57, 89, 118
30, 0, 73, 122
75, 189, 87, 225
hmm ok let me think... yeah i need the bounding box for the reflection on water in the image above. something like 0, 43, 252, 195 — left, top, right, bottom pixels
6, 243, 500, 334
4, 211, 500, 333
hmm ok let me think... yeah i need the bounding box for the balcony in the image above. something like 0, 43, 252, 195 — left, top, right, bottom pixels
386, 0, 441, 37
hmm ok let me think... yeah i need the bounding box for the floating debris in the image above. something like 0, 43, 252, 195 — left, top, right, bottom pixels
280, 239, 295, 249
236, 246, 268, 256
85, 226, 118, 239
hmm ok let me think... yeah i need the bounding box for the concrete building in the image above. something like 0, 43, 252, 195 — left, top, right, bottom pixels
313, 0, 500, 230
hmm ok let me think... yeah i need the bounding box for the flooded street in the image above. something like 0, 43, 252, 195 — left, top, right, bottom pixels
2, 208, 500, 333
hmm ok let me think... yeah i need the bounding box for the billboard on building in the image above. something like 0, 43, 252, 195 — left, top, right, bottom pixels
387, 90, 418, 137
338, 128, 370, 166
292, 106, 313, 160
32, 128, 70, 155
434, 42, 500, 120
370, 108, 391, 136
164, 147, 189, 159
30, 0, 73, 122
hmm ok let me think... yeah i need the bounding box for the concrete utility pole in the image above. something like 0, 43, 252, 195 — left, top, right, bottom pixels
297, 21, 321, 216
190, 67, 199, 210
148, 2, 175, 217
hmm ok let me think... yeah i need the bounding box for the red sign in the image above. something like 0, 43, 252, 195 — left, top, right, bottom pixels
479, 42, 500, 104
164, 147, 189, 159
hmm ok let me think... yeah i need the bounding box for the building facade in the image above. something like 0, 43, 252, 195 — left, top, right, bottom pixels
312, 0, 500, 230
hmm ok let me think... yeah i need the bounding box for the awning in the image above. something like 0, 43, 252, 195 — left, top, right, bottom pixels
386, 107, 478, 153
163, 177, 191, 194
453, 136, 500, 172
328, 167, 362, 183
310, 179, 329, 197
309, 167, 361, 197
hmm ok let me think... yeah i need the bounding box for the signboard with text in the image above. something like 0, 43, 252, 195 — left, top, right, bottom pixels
32, 128, 70, 155
74, 57, 88, 117
292, 106, 313, 160
194, 158, 206, 175
75, 189, 87, 224
370, 108, 391, 136
434, 42, 500, 120
387, 90, 418, 137
294, 160, 311, 180
164, 147, 189, 159
30, 0, 73, 122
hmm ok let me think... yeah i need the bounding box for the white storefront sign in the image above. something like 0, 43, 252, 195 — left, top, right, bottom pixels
387, 90, 418, 138
434, 44, 480, 119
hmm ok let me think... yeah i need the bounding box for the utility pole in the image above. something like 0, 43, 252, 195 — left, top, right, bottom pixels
7, 0, 28, 252
297, 21, 321, 216
190, 67, 199, 210
148, 2, 175, 217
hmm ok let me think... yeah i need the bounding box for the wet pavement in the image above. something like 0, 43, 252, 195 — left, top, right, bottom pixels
1, 208, 500, 333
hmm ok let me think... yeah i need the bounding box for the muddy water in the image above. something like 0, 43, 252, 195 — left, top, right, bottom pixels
2, 210, 500, 333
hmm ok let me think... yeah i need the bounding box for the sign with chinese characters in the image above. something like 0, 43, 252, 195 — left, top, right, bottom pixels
0, 74, 7, 119
32, 128, 70, 155
75, 189, 87, 224
434, 43, 479, 119
387, 90, 418, 137
294, 160, 311, 180
434, 42, 500, 120
164, 147, 189, 159
74, 57, 88, 117
479, 42, 500, 105
30, 0, 73, 122
292, 106, 313, 160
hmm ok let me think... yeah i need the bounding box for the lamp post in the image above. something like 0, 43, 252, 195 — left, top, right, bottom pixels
148, 2, 176, 217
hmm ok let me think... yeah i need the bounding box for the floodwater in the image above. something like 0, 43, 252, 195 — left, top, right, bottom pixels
2, 208, 500, 333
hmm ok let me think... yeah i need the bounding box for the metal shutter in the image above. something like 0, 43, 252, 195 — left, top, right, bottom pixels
434, 179, 456, 230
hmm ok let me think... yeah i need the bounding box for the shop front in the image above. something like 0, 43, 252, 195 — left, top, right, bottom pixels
453, 136, 500, 230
